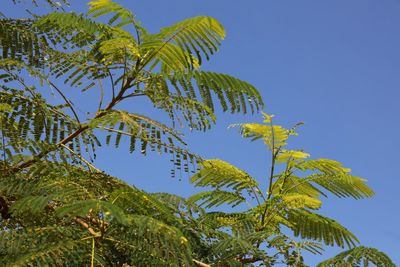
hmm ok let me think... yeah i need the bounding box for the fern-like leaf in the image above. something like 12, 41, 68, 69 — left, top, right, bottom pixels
142, 16, 225, 70
317, 246, 396, 267
188, 190, 246, 208
191, 159, 259, 192
286, 209, 359, 248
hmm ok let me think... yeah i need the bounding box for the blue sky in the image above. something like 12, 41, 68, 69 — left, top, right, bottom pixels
4, 0, 400, 265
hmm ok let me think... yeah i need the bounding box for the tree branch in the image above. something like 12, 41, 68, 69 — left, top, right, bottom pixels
61, 144, 102, 173
75, 217, 101, 237
10, 77, 134, 173
107, 68, 116, 100
48, 80, 81, 124
192, 259, 211, 267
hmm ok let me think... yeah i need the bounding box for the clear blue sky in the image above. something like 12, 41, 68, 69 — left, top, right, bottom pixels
5, 0, 400, 264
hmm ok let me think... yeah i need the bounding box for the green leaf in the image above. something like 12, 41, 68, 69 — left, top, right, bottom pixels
317, 246, 396, 267
188, 190, 245, 208
56, 199, 128, 225
286, 209, 359, 248
191, 159, 259, 191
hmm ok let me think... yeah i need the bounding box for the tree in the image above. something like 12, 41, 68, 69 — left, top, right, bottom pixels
188, 112, 395, 266
0, 0, 262, 265
0, 0, 394, 266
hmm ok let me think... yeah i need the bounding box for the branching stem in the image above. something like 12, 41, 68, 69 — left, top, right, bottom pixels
10, 75, 135, 173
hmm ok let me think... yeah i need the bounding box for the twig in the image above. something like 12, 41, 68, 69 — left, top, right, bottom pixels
120, 92, 146, 100
98, 79, 105, 111
91, 238, 96, 267
48, 80, 81, 124
61, 144, 102, 173
107, 68, 115, 100
192, 259, 211, 267
75, 217, 101, 237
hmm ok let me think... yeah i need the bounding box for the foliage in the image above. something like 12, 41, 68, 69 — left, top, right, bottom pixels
317, 246, 395, 267
0, 0, 394, 266
189, 112, 394, 266
0, 0, 262, 265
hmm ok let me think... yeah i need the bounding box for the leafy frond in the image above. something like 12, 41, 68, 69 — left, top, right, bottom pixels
189, 190, 246, 208
199, 211, 257, 232
34, 12, 102, 48
55, 199, 128, 225
89, 109, 185, 148
286, 209, 359, 248
109, 187, 177, 223
237, 123, 289, 148
296, 159, 352, 174
109, 215, 194, 266
317, 246, 396, 267
144, 70, 262, 131
7, 237, 85, 267
275, 149, 310, 164
191, 159, 259, 192
292, 159, 375, 199
89, 110, 201, 173
142, 15, 225, 70
151, 192, 204, 216
0, 18, 46, 68
212, 235, 264, 264
172, 71, 262, 113
141, 41, 196, 72
297, 241, 325, 255
281, 193, 322, 210
0, 86, 98, 158
98, 37, 139, 65
307, 173, 374, 199
12, 0, 69, 9
88, 0, 137, 28
0, 226, 88, 266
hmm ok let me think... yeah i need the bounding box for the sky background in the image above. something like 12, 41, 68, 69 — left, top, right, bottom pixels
5, 0, 400, 265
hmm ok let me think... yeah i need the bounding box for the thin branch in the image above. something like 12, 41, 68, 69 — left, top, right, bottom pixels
192, 259, 211, 267
260, 121, 278, 227
97, 79, 105, 111
259, 121, 284, 239
107, 68, 115, 100
6, 70, 37, 99
121, 49, 128, 90
75, 217, 100, 237
267, 139, 278, 199
48, 80, 81, 124
91, 238, 95, 267
133, 21, 142, 45
1, 123, 6, 168
61, 144, 102, 173
120, 92, 146, 100
255, 184, 268, 203
249, 186, 261, 207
